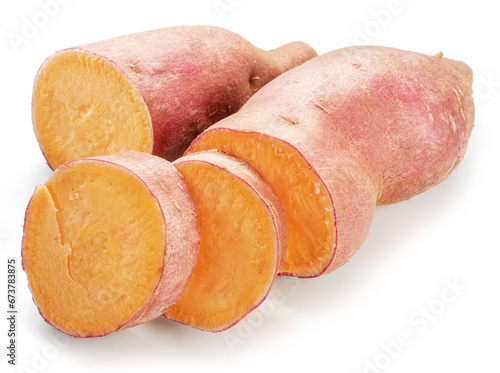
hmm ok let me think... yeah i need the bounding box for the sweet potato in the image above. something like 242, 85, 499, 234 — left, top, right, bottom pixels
32, 26, 317, 169
21, 151, 199, 337
187, 46, 475, 278
164, 151, 286, 331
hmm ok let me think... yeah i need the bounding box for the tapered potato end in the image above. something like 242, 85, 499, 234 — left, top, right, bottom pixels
22, 152, 198, 337
165, 151, 286, 331
32, 50, 153, 170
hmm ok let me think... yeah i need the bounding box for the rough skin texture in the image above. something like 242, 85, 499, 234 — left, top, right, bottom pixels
32, 26, 318, 169
21, 151, 199, 337
188, 46, 475, 277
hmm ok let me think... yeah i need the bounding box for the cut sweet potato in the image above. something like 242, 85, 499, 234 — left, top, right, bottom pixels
21, 151, 199, 337
188, 46, 475, 278
164, 151, 286, 331
188, 129, 376, 278
32, 26, 317, 169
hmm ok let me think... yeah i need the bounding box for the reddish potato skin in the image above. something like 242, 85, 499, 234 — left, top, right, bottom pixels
188, 46, 474, 275
70, 26, 317, 161
229, 46, 474, 204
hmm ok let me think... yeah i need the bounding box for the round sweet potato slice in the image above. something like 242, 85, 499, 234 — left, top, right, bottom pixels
21, 151, 199, 337
165, 151, 286, 331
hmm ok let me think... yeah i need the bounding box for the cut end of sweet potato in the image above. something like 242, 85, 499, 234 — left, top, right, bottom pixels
165, 151, 286, 331
22, 152, 199, 337
188, 132, 335, 278
32, 50, 153, 169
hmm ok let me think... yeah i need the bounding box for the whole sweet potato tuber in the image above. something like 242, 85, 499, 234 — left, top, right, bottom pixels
32, 26, 317, 169
188, 46, 475, 278
21, 151, 199, 337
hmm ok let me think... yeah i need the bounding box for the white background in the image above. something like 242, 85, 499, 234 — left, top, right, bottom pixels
1, 1, 499, 372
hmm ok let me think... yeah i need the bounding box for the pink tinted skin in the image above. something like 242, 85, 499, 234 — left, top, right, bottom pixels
188, 46, 474, 275
80, 26, 317, 161
230, 46, 474, 204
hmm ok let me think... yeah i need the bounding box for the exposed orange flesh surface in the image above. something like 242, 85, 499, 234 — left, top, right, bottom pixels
188, 131, 334, 277
165, 159, 278, 331
32, 50, 152, 169
22, 160, 165, 337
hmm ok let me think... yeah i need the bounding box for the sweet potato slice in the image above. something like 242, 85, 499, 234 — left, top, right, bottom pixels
32, 26, 317, 169
164, 151, 286, 331
21, 151, 199, 337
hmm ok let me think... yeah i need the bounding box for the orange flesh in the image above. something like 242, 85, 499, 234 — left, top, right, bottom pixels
22, 161, 165, 337
165, 161, 277, 331
32, 50, 152, 169
189, 131, 334, 277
